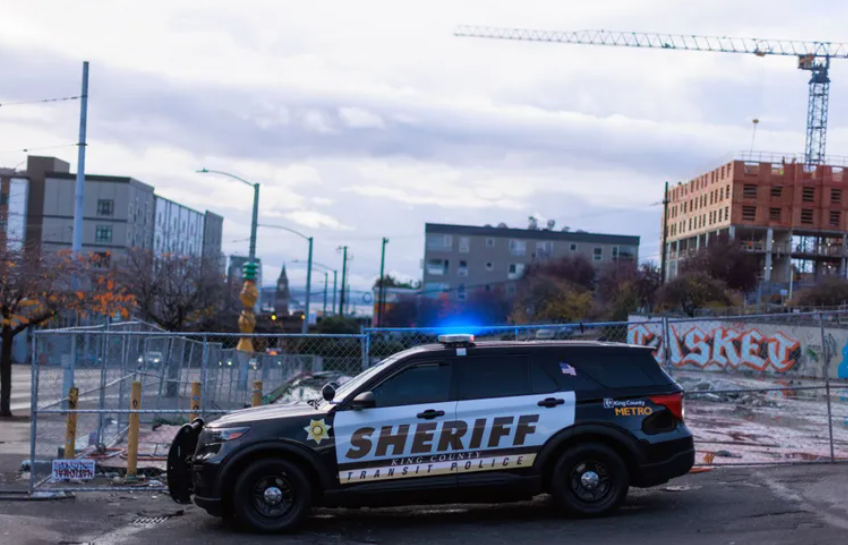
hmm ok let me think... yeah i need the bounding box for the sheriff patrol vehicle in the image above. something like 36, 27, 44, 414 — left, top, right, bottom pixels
167, 335, 694, 533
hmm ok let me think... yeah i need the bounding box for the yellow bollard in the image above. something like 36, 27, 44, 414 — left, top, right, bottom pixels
190, 381, 202, 421
64, 387, 79, 459
252, 380, 263, 407
126, 381, 142, 479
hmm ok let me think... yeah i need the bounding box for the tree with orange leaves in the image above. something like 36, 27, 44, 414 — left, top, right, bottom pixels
0, 247, 135, 417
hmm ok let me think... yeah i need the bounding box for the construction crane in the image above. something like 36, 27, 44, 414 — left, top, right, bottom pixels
455, 26, 848, 165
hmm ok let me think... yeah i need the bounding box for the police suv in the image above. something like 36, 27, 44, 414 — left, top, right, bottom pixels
167, 335, 694, 533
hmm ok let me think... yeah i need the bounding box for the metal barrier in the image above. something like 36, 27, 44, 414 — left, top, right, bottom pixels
26, 310, 848, 494
29, 328, 365, 493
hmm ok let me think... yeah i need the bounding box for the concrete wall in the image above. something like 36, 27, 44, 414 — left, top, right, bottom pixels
628, 316, 848, 380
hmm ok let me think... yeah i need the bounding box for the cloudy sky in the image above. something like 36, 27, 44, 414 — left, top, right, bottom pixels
2, 0, 847, 299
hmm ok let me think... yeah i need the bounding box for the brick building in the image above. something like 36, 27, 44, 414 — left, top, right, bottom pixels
663, 152, 848, 287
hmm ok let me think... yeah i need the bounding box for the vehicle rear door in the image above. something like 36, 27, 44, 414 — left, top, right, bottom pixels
333, 359, 458, 487
453, 354, 576, 483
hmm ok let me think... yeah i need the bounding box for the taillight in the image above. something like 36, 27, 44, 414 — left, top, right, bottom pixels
649, 392, 684, 421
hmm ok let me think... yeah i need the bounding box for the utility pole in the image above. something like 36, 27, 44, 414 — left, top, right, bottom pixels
660, 181, 669, 284
249, 183, 259, 264
332, 270, 338, 315
338, 246, 349, 316
71, 61, 89, 254
377, 237, 389, 326
302, 237, 313, 334
323, 272, 328, 315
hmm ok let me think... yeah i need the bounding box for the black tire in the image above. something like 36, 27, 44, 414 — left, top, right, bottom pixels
550, 442, 629, 517
231, 458, 313, 533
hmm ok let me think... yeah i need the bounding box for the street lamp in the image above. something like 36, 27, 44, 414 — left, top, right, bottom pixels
197, 168, 260, 352
293, 260, 337, 316
258, 224, 313, 334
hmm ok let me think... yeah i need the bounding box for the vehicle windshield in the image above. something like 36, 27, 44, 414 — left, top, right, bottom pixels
318, 353, 401, 409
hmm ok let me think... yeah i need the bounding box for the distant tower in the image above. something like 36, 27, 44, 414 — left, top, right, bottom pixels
274, 265, 291, 317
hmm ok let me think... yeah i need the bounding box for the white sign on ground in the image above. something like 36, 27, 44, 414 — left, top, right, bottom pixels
52, 459, 95, 481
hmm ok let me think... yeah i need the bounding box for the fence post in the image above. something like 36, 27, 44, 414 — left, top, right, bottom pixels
97, 322, 110, 445
64, 386, 79, 459
190, 381, 202, 422
200, 335, 208, 419
361, 330, 370, 370
252, 381, 263, 407
127, 381, 142, 480
819, 312, 836, 462
29, 332, 39, 494
662, 317, 672, 370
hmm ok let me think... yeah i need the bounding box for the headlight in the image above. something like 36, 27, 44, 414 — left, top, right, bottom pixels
206, 426, 250, 443
153, 358, 161, 363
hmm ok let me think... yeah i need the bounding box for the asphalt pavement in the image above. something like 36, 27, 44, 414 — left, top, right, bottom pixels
2, 464, 848, 545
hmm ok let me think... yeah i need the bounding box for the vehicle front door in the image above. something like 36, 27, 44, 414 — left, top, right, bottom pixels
333, 360, 457, 487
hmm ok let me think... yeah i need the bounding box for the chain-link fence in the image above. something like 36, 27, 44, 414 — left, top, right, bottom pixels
26, 310, 848, 494
29, 326, 366, 493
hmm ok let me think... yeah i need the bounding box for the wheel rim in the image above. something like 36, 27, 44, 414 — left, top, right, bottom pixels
569, 460, 613, 504
251, 473, 295, 518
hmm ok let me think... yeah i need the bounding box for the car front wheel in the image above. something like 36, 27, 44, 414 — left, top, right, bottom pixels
231, 459, 313, 533
551, 442, 629, 517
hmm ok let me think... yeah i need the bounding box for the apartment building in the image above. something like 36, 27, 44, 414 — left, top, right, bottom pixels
14, 155, 224, 263
423, 223, 639, 300
663, 152, 848, 286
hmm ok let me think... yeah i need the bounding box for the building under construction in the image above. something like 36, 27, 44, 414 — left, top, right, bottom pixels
663, 152, 848, 291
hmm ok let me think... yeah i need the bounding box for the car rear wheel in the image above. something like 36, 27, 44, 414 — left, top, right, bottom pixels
551, 442, 629, 517
232, 459, 313, 533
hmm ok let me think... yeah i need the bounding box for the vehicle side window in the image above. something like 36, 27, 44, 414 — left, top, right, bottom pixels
529, 362, 559, 394
370, 362, 451, 407
457, 357, 530, 400
539, 357, 602, 393
561, 348, 656, 388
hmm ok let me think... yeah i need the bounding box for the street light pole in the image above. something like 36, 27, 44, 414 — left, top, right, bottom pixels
257, 224, 313, 334
377, 237, 389, 327
338, 246, 349, 316
197, 168, 261, 352
323, 272, 328, 315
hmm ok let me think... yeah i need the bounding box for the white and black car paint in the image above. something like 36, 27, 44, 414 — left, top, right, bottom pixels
168, 338, 695, 533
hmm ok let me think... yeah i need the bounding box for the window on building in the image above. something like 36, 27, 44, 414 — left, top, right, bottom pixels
486, 237, 495, 248
507, 263, 526, 280
742, 206, 756, 222
831, 210, 841, 228
95, 225, 112, 243
424, 282, 450, 294
570, 243, 578, 251
426, 234, 452, 250
458, 260, 468, 277
771, 185, 783, 197
593, 247, 603, 261
743, 184, 757, 198
719, 187, 724, 200
96, 199, 114, 216
612, 246, 619, 260
725, 206, 730, 221
536, 241, 553, 258
688, 218, 693, 230
801, 208, 814, 225
459, 237, 470, 253
832, 189, 842, 204
485, 262, 494, 271
802, 186, 815, 202
457, 284, 467, 301
426, 258, 449, 275
770, 207, 781, 221
726, 184, 730, 196
506, 284, 517, 296
509, 239, 526, 256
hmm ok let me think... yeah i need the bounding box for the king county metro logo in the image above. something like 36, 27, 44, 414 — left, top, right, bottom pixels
305, 419, 332, 444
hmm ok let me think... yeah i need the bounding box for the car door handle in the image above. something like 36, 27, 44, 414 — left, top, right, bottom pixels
416, 409, 445, 419
538, 397, 565, 408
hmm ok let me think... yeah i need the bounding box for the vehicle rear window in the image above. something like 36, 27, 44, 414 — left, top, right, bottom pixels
457, 356, 530, 400
558, 348, 663, 388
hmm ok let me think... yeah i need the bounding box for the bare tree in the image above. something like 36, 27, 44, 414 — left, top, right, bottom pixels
120, 250, 227, 331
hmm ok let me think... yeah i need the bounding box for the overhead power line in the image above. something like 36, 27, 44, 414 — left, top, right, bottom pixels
0, 95, 83, 108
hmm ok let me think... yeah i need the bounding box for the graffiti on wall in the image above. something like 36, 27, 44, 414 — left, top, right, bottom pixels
628, 324, 802, 373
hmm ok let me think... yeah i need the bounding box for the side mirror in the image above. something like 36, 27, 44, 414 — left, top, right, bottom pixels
321, 383, 336, 402
351, 391, 376, 410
